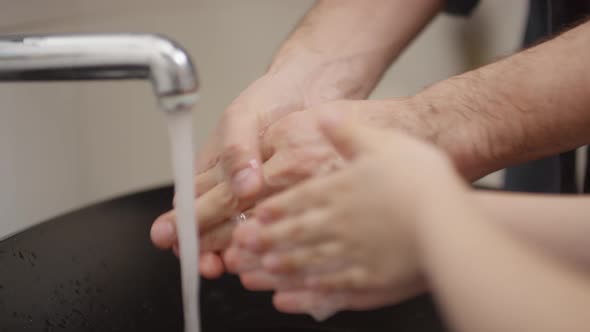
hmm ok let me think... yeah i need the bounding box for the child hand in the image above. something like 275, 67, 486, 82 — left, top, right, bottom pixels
233, 112, 464, 312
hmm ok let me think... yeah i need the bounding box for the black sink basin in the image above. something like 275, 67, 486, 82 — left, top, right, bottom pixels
0, 186, 447, 332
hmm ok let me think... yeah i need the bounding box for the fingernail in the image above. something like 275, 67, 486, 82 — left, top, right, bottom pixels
232, 166, 260, 198
151, 221, 176, 244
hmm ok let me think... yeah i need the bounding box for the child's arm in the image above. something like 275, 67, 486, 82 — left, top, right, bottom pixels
474, 192, 590, 268
419, 192, 590, 332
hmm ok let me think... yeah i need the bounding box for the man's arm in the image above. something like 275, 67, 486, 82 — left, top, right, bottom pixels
474, 192, 590, 268
409, 20, 590, 179
267, 0, 445, 104
152, 0, 446, 278
218, 0, 446, 192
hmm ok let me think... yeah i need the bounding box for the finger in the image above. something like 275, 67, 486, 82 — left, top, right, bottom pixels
318, 110, 376, 160
164, 232, 227, 279
273, 290, 345, 320
194, 164, 223, 197
337, 290, 398, 311
261, 242, 341, 274
231, 218, 264, 250
197, 182, 240, 232
200, 219, 236, 253
199, 252, 225, 279
228, 152, 314, 224
273, 290, 318, 315
255, 214, 327, 252
220, 109, 263, 200
305, 267, 370, 291
151, 211, 177, 249
152, 184, 239, 249
233, 211, 329, 252
254, 179, 330, 225
170, 245, 227, 279
152, 185, 242, 250
232, 216, 310, 252
223, 247, 262, 274
239, 270, 306, 291
273, 288, 409, 317
173, 163, 221, 207
173, 250, 227, 279
260, 151, 312, 194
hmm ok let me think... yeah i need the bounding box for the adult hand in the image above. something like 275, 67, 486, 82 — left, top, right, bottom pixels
152, 97, 427, 278
150, 66, 368, 277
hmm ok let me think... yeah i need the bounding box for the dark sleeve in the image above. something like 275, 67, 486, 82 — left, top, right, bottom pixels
445, 0, 480, 16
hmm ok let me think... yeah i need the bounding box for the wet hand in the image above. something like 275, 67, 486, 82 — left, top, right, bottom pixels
232, 112, 461, 314
151, 97, 424, 278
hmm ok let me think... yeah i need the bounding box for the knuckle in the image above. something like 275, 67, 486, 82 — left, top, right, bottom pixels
216, 185, 238, 210
220, 143, 248, 168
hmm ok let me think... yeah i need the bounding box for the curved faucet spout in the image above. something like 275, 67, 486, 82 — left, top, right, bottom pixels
0, 34, 199, 102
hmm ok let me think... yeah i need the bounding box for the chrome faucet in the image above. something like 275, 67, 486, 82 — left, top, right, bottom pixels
0, 34, 199, 110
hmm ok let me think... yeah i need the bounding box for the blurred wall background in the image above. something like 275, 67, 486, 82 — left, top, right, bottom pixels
0, 0, 527, 237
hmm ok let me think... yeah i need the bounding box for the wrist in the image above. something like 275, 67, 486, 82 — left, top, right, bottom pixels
411, 78, 505, 180
266, 48, 380, 106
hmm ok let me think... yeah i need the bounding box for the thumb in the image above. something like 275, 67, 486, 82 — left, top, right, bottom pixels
318, 110, 376, 160
220, 109, 263, 199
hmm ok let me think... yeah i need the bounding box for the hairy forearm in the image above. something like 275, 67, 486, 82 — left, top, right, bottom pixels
268, 0, 444, 103
474, 191, 590, 268
419, 191, 590, 332
414, 21, 590, 179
